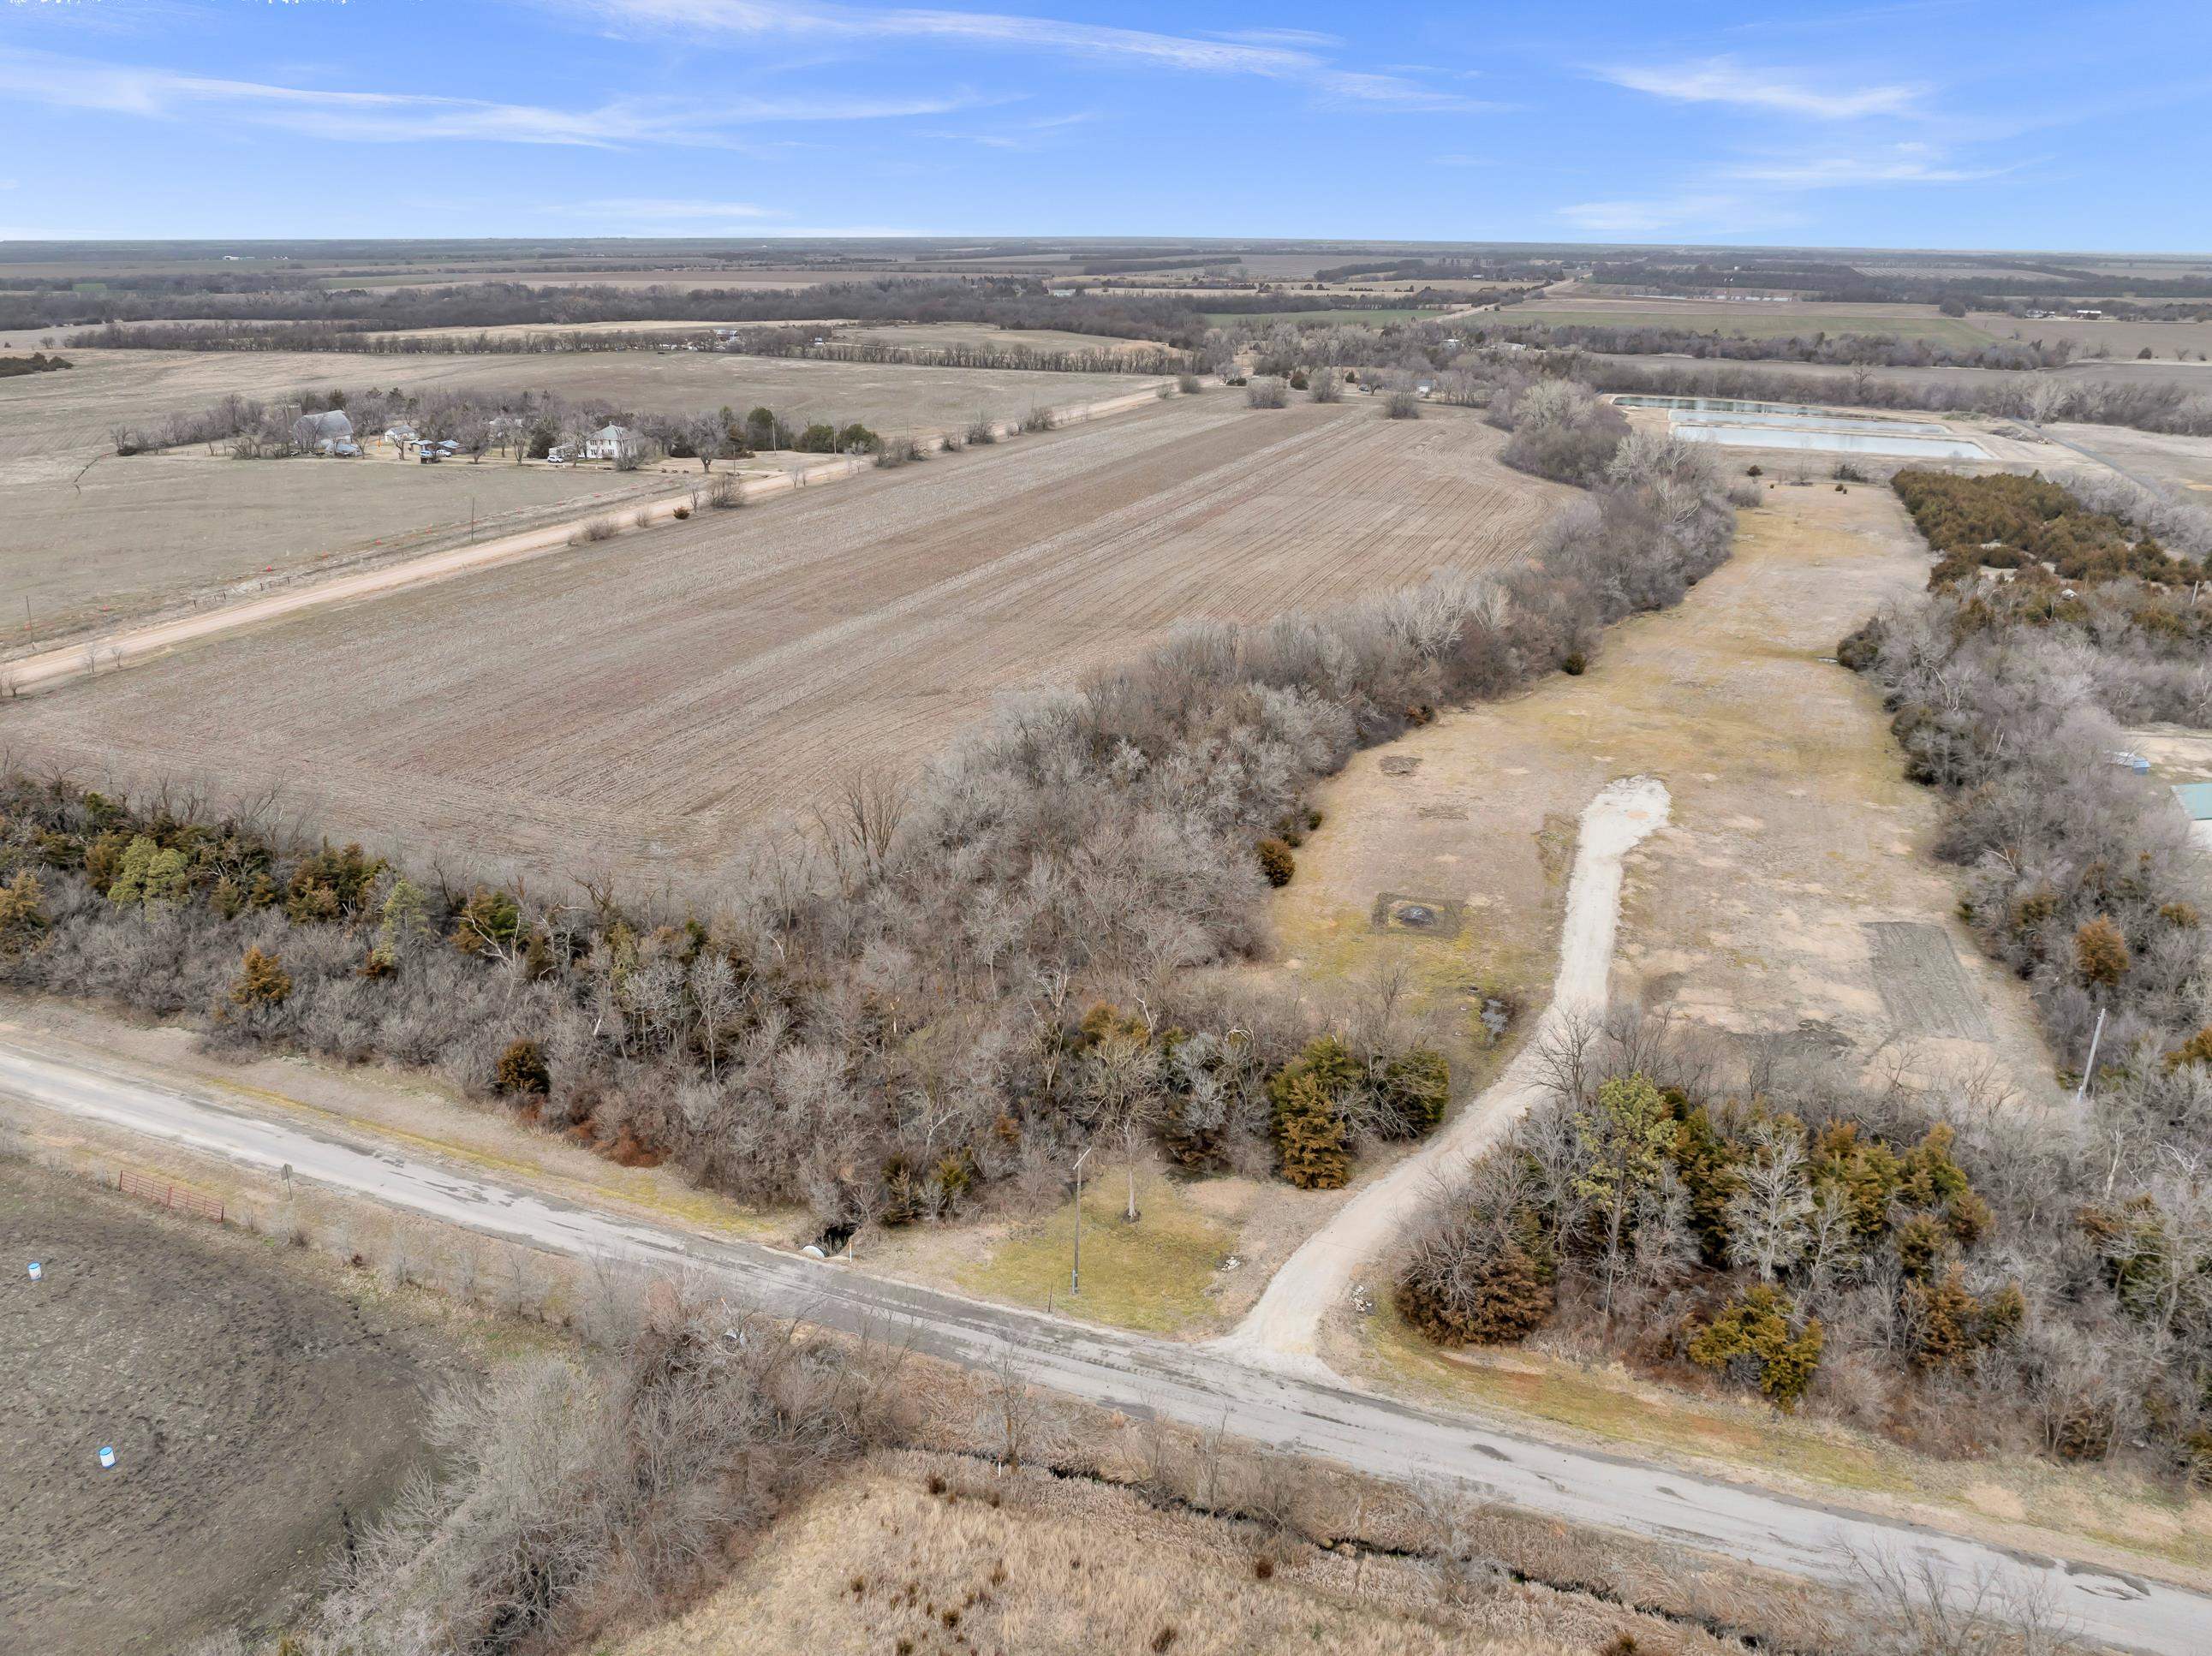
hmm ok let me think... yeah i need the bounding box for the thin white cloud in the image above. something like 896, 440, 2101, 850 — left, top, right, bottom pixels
1557, 193, 1751, 234
0, 48, 992, 146
1213, 28, 1345, 50
550, 197, 778, 218
1309, 70, 1493, 112
1598, 56, 1922, 119
563, 1, 1488, 109
1726, 155, 2005, 186
963, 108, 1100, 151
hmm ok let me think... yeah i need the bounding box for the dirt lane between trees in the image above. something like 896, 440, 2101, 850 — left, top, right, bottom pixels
1218, 776, 1670, 1379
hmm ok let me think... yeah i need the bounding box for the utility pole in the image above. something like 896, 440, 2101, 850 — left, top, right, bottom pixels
469, 497, 476, 542
1070, 1145, 1092, 1296
2074, 1004, 2108, 1109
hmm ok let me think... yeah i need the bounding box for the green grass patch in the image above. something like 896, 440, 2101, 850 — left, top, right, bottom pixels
953, 1167, 1235, 1334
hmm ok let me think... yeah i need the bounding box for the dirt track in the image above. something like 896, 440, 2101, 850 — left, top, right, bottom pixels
4, 398, 1569, 880
0, 348, 1154, 644
0, 1159, 451, 1656
1219, 776, 1670, 1380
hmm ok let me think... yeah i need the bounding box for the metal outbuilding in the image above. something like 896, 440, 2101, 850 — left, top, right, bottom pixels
292, 409, 355, 454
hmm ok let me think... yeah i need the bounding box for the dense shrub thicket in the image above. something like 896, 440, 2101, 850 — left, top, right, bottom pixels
1891, 468, 2204, 586
1398, 1011, 2212, 1480
0, 350, 70, 377
301, 1292, 905, 1656
0, 384, 1733, 1234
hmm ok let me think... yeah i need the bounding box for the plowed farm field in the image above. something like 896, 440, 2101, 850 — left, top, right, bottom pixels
2, 348, 1152, 645
3, 397, 1568, 882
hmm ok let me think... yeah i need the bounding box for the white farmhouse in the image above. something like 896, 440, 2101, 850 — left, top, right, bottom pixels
582, 423, 643, 462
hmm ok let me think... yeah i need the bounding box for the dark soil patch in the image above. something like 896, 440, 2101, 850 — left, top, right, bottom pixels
0, 1159, 457, 1655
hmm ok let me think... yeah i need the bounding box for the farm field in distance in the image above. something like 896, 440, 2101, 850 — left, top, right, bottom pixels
1508, 294, 1999, 346
1201, 306, 1434, 326
2043, 420, 2212, 492
1966, 309, 2212, 361
826, 320, 1164, 355
0, 348, 1157, 644
2, 396, 1571, 879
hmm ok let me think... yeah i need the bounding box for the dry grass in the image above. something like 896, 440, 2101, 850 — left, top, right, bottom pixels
1513, 294, 1998, 348
0, 347, 1152, 643
8, 399, 1569, 879
830, 321, 1165, 356
2042, 421, 2212, 493
1967, 309, 2212, 362
946, 1165, 1237, 1332
615, 1450, 1740, 1656
1271, 482, 2212, 1587
1261, 483, 2055, 1098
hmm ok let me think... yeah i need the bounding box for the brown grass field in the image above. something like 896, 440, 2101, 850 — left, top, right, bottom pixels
1510, 293, 1997, 348
615, 1450, 1744, 1656
2044, 421, 2212, 492
0, 348, 1156, 645
828, 320, 1163, 355
1970, 310, 2212, 361
2, 397, 1569, 880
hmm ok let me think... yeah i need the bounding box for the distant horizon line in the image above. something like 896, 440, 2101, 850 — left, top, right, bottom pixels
3, 234, 2208, 260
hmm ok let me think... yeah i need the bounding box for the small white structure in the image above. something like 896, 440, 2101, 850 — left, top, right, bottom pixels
292, 409, 355, 455
581, 424, 643, 462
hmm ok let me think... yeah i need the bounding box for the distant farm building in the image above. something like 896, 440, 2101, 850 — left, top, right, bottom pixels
292, 409, 355, 455
582, 424, 643, 462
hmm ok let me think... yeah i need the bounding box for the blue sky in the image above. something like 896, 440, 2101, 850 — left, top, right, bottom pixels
3, 0, 2208, 251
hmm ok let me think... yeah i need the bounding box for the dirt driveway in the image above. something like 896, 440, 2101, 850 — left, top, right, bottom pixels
1266, 481, 2058, 1108
0, 1159, 457, 1656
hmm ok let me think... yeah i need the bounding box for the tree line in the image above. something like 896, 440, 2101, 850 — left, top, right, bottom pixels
110, 384, 904, 468
0, 377, 1734, 1242
40, 277, 1329, 354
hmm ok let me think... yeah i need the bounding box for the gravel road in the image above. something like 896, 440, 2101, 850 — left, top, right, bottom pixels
3, 1023, 2203, 1655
